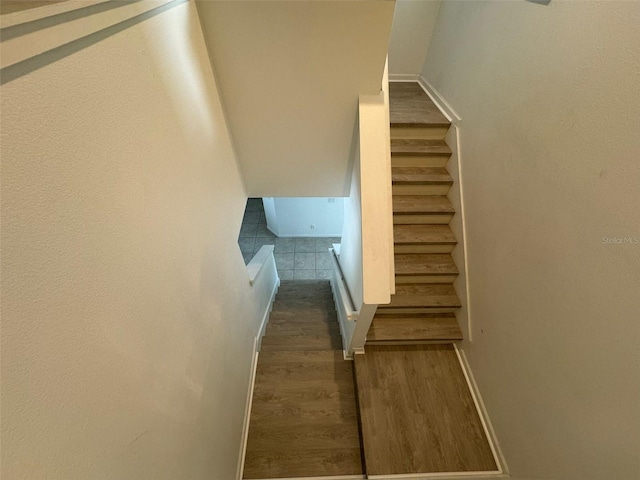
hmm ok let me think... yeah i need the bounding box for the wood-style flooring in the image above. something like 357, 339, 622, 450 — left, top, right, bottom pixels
243, 280, 363, 479
354, 345, 497, 475
389, 82, 449, 127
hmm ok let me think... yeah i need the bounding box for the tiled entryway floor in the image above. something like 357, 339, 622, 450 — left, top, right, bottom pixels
238, 198, 341, 280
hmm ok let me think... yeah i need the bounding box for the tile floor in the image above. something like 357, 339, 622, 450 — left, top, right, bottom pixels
238, 198, 341, 280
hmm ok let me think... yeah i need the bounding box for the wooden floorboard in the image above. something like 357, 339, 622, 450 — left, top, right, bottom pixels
354, 345, 497, 475
367, 314, 463, 343
243, 280, 363, 479
389, 82, 450, 126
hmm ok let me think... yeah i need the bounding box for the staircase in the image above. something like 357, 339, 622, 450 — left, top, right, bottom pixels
243, 280, 362, 479
367, 82, 463, 345
241, 84, 498, 479
352, 83, 498, 477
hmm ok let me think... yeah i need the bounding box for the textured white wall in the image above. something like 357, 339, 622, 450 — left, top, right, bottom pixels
422, 1, 640, 479
267, 198, 344, 237
0, 2, 276, 478
388, 0, 441, 78
195, 0, 395, 197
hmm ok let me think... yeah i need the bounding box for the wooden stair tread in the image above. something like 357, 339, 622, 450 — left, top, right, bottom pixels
246, 423, 361, 452
257, 350, 343, 364
394, 253, 459, 276
367, 314, 462, 343
260, 334, 342, 351
391, 138, 451, 155
392, 166, 452, 184
265, 321, 340, 336
393, 195, 454, 214
379, 284, 461, 309
255, 360, 353, 384
394, 224, 456, 244
243, 449, 363, 479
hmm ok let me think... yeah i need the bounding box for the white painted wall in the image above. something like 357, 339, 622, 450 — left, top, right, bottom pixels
337, 142, 363, 348
265, 197, 344, 237
195, 0, 395, 197
0, 2, 277, 479
388, 0, 441, 79
422, 1, 640, 479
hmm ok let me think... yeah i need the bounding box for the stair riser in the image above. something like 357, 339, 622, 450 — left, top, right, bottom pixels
365, 339, 461, 346
394, 244, 455, 254
376, 307, 460, 314
391, 126, 448, 140
395, 274, 458, 284
392, 184, 451, 196
392, 155, 449, 168
393, 214, 453, 225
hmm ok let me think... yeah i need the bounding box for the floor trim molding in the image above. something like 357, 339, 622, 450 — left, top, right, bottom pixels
417, 75, 462, 125
454, 345, 509, 476
368, 472, 506, 479
236, 278, 280, 480
389, 73, 420, 82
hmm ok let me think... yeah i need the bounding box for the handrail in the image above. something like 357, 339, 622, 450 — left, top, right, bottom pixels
330, 248, 358, 320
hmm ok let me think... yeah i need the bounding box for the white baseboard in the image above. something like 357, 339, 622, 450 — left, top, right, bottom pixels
236, 278, 280, 480
454, 345, 509, 476
250, 476, 364, 480
368, 472, 506, 480
389, 73, 420, 82
417, 75, 462, 125
236, 341, 259, 480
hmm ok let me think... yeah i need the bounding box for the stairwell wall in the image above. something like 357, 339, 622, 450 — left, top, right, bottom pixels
388, 0, 442, 80
1, 1, 275, 479
421, 1, 640, 479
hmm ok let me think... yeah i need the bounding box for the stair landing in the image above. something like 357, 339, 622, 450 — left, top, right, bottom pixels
389, 82, 449, 126
354, 345, 497, 476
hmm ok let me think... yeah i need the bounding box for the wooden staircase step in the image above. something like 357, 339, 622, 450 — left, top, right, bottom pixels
243, 449, 363, 479
393, 195, 454, 224
255, 359, 353, 384
260, 334, 342, 351
392, 167, 452, 195
265, 321, 340, 337
246, 423, 361, 452
257, 350, 343, 364
367, 313, 462, 344
395, 253, 459, 276
394, 253, 459, 284
393, 195, 454, 214
268, 312, 337, 325
390, 125, 449, 140
392, 166, 452, 184
391, 138, 451, 156
394, 224, 456, 253
378, 284, 461, 313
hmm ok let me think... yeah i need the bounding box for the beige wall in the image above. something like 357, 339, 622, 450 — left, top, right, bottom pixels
0, 1, 276, 478
422, 1, 640, 479
195, 0, 395, 197
388, 0, 441, 78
